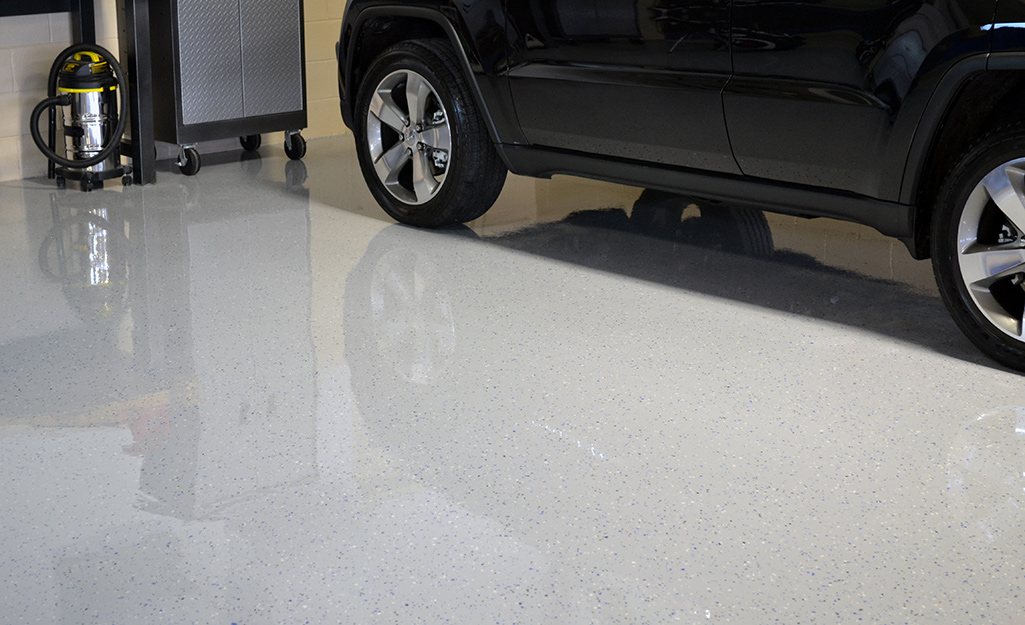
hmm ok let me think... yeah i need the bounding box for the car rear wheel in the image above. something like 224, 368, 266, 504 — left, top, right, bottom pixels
354, 39, 507, 227
932, 125, 1025, 371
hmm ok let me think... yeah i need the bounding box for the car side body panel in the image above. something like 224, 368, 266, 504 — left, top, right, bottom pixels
503, 0, 739, 174
501, 143, 914, 237
338, 1, 1025, 249
725, 0, 996, 202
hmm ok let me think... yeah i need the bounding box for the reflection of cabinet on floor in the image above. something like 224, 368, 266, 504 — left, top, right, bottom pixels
149, 0, 307, 175
138, 201, 317, 518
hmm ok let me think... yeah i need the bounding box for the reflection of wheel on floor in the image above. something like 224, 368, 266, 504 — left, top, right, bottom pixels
630, 189, 774, 257
932, 125, 1025, 371
946, 407, 1025, 548
345, 226, 479, 393
285, 160, 308, 190
369, 246, 456, 385
240, 134, 261, 152
178, 146, 200, 176
630, 190, 686, 238
354, 39, 506, 227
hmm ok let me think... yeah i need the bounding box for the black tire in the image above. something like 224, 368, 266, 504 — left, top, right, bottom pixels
630, 189, 774, 257
240, 134, 262, 151
717, 205, 775, 258
353, 39, 507, 227
932, 124, 1025, 371
284, 133, 307, 160
630, 189, 686, 238
179, 147, 200, 176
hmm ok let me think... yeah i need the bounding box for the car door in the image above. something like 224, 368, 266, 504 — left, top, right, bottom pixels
504, 0, 739, 174
723, 0, 989, 200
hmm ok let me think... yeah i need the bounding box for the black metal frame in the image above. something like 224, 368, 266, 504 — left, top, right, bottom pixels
116, 0, 157, 185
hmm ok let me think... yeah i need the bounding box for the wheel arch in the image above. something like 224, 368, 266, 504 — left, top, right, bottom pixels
339, 5, 514, 150
902, 53, 1025, 259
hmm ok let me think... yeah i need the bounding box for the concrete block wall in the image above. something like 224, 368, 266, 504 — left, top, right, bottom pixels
0, 0, 347, 183
303, 0, 347, 141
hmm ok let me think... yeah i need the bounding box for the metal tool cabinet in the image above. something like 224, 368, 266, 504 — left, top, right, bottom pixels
149, 0, 307, 175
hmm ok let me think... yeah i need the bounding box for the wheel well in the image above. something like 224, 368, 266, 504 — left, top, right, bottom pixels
349, 16, 449, 105
911, 72, 1025, 259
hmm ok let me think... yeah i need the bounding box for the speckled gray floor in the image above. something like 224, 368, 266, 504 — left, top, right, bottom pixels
1, 138, 1023, 624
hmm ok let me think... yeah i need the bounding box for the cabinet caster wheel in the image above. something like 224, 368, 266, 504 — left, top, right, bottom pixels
285, 133, 306, 160
178, 147, 201, 176
240, 134, 261, 151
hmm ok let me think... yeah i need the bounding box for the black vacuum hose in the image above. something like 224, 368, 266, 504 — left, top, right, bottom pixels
30, 43, 129, 171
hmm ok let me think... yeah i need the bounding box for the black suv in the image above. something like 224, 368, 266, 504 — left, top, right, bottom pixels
337, 1, 1025, 371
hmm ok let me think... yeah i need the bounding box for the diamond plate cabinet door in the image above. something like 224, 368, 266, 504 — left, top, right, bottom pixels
177, 0, 244, 124
241, 0, 304, 118
149, 0, 307, 148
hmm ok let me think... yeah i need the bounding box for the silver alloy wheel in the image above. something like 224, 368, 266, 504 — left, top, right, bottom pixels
366, 69, 452, 206
957, 157, 1025, 340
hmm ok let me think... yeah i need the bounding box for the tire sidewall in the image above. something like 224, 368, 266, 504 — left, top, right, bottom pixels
354, 44, 466, 227
932, 130, 1025, 368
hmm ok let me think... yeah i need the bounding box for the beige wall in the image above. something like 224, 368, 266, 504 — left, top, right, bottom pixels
304, 0, 346, 140
0, 0, 348, 182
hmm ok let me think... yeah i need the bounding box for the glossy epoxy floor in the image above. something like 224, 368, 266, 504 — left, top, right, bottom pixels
1, 139, 1023, 624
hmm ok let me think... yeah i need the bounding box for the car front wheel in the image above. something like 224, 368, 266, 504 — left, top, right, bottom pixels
933, 125, 1025, 371
353, 39, 507, 227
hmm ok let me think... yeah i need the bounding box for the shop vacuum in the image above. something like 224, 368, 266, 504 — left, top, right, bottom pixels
30, 44, 131, 192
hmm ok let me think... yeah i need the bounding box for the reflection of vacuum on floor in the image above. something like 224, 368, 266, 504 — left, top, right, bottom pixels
38, 193, 128, 324
29, 44, 132, 192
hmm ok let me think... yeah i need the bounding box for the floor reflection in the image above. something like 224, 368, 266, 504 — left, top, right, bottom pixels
479, 190, 976, 365
947, 407, 1025, 547
2, 139, 1023, 624
340, 222, 1025, 623
2, 160, 320, 623
626, 189, 775, 257
38, 193, 130, 326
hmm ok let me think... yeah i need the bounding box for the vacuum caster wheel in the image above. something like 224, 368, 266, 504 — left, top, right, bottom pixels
56, 176, 66, 190
122, 175, 133, 187
240, 134, 261, 152
178, 146, 200, 176
81, 177, 95, 192
285, 133, 306, 160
